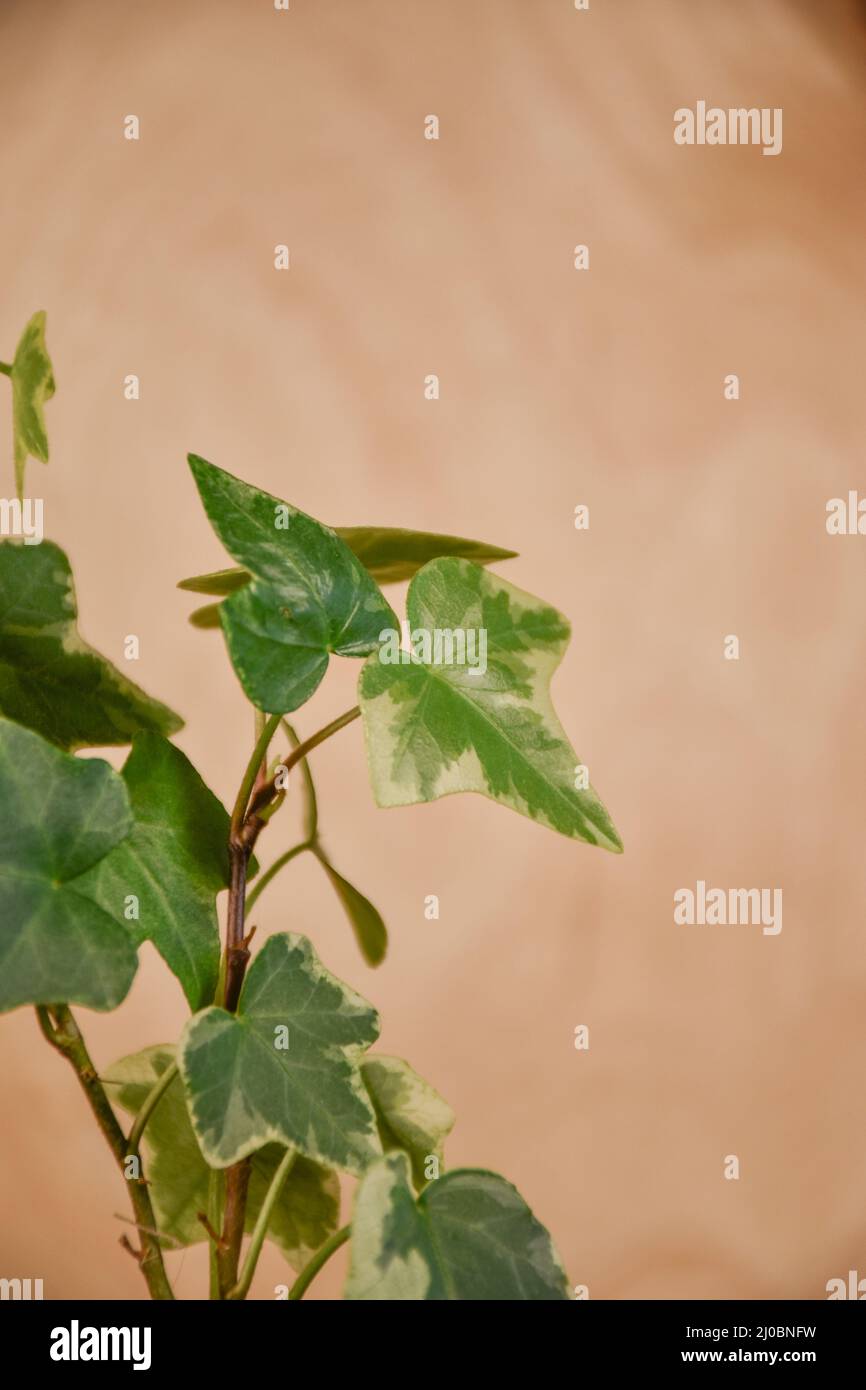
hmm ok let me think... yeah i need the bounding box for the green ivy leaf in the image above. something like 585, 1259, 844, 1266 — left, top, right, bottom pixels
179, 933, 382, 1173
361, 1056, 454, 1189
335, 527, 517, 585
177, 526, 516, 597
0, 718, 138, 1013
0, 541, 183, 751
8, 311, 55, 499
345, 1153, 570, 1300
187, 455, 397, 713
188, 603, 222, 629
106, 1045, 340, 1271
313, 846, 387, 967
359, 557, 623, 850
76, 735, 228, 1011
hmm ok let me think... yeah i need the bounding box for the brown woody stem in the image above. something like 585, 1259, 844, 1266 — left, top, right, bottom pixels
35, 1004, 174, 1300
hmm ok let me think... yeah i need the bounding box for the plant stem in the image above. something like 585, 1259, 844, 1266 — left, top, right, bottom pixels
35, 1005, 174, 1300
226, 1148, 297, 1300
245, 841, 311, 912
0, 361, 12, 377
126, 1062, 178, 1157
248, 705, 360, 819
282, 719, 319, 839
207, 1168, 223, 1300
288, 1224, 351, 1300
217, 1158, 251, 1297
230, 712, 281, 836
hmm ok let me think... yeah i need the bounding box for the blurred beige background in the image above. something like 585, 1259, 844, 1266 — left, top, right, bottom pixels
1, 0, 865, 1300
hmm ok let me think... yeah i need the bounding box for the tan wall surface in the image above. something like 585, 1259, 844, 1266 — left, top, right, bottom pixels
1, 0, 865, 1300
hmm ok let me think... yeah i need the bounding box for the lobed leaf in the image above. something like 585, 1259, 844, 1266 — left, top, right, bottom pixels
361, 1056, 454, 1189
179, 933, 382, 1174
0, 541, 183, 751
187, 456, 397, 713
0, 719, 138, 1012
359, 557, 623, 850
107, 1045, 339, 1270
76, 734, 228, 1011
345, 1153, 570, 1300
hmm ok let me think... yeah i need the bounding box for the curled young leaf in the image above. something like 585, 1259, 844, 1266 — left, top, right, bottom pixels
0, 540, 183, 751
7, 310, 55, 499
345, 1153, 570, 1300
359, 557, 623, 850
0, 719, 138, 1013
313, 845, 388, 967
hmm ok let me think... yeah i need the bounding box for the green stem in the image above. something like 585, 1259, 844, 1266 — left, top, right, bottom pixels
288, 1224, 351, 1300
230, 712, 280, 836
0, 361, 12, 377
281, 719, 319, 839
226, 1148, 297, 1300
35, 1005, 174, 1300
207, 1169, 223, 1300
248, 706, 360, 819
245, 841, 311, 912
126, 1062, 177, 1157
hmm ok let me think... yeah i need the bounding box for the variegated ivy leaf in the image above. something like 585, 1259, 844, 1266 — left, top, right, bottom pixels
106, 1046, 339, 1271
187, 455, 397, 713
359, 557, 623, 850
179, 933, 381, 1174
361, 1056, 454, 1189
177, 525, 516, 597
0, 718, 138, 1013
7, 311, 55, 499
76, 735, 229, 1011
345, 1153, 570, 1301
0, 540, 183, 751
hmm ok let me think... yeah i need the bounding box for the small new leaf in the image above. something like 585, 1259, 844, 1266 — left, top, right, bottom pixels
345, 1153, 570, 1300
313, 846, 387, 967
0, 719, 138, 1013
178, 524, 516, 596
360, 557, 623, 850
7, 311, 55, 499
0, 541, 183, 750
179, 933, 382, 1173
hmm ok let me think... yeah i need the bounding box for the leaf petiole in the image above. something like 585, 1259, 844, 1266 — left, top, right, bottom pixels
226, 1147, 297, 1300
288, 1224, 351, 1300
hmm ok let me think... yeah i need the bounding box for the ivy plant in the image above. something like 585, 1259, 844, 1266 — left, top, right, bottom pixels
1, 313, 622, 1300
